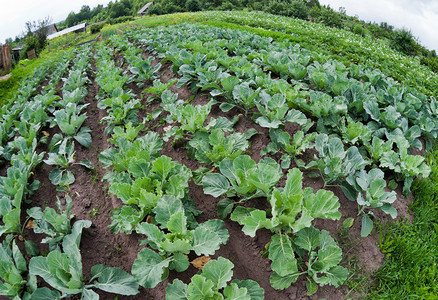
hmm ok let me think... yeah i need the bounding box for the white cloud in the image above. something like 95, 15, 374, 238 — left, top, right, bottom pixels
320, 0, 438, 51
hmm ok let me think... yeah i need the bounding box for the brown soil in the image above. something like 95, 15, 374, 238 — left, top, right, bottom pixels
3, 46, 417, 300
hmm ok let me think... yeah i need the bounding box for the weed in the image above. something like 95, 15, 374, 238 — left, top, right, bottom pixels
88, 207, 100, 218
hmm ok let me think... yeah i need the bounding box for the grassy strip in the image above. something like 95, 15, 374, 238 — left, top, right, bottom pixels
130, 12, 437, 96
369, 150, 438, 298
0, 32, 100, 107
0, 58, 45, 106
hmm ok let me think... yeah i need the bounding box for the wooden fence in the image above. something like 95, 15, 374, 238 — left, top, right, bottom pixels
0, 44, 12, 72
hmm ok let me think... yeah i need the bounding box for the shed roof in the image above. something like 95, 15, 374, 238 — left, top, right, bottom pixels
47, 23, 86, 40
138, 2, 153, 15
12, 44, 25, 51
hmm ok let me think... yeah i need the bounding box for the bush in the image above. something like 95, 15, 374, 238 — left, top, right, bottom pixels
317, 7, 343, 28
266, 1, 288, 16
290, 1, 308, 19
186, 0, 201, 12
90, 22, 106, 34
420, 56, 438, 73
218, 1, 235, 11
108, 16, 134, 25
148, 3, 164, 15
353, 24, 363, 35
163, 3, 180, 14
390, 29, 419, 56
308, 5, 321, 19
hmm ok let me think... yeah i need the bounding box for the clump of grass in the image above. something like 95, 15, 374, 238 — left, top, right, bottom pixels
369, 148, 438, 298
0, 58, 44, 105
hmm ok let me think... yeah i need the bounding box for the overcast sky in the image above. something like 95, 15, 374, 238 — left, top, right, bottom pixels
1, 0, 437, 52
0, 0, 112, 43
320, 0, 438, 52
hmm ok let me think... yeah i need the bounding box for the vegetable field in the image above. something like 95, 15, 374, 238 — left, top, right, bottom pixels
1, 13, 437, 299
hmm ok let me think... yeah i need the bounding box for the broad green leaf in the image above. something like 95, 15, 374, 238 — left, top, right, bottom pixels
74, 131, 92, 148
81, 288, 99, 300
223, 283, 250, 299
62, 220, 91, 276
30, 288, 61, 300
154, 196, 184, 228
49, 168, 63, 186
361, 215, 373, 237
12, 240, 26, 273
192, 226, 223, 256
202, 257, 234, 290
161, 237, 192, 254
77, 159, 93, 170
380, 204, 397, 218
25, 240, 40, 256
240, 210, 272, 237
285, 109, 307, 125
217, 198, 237, 219
87, 264, 139, 295
202, 174, 231, 197
196, 220, 229, 244
186, 275, 216, 299
166, 279, 188, 300
29, 256, 81, 295
317, 246, 343, 270
231, 280, 264, 300
269, 272, 299, 290
306, 278, 318, 296
131, 248, 171, 288
152, 156, 175, 180
304, 189, 341, 220
324, 266, 349, 287
268, 234, 298, 277
294, 226, 320, 252
167, 212, 187, 234
136, 222, 165, 249
170, 252, 190, 272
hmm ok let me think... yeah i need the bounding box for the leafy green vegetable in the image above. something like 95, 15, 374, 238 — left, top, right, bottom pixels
132, 196, 228, 288
165, 257, 264, 299
29, 220, 139, 298
27, 196, 76, 250
188, 128, 257, 166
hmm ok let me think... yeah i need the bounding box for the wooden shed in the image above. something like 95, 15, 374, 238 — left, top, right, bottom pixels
47, 23, 87, 40
138, 2, 154, 16
0, 44, 12, 72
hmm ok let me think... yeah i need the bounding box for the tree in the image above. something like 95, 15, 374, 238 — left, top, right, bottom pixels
5, 38, 13, 44
109, 1, 128, 19
390, 29, 419, 56
23, 16, 52, 57
186, 0, 201, 11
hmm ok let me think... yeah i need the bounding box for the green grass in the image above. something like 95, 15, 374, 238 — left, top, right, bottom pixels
0, 58, 45, 106
369, 149, 438, 299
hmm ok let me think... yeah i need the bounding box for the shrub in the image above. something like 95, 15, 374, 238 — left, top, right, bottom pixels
163, 3, 180, 14
266, 1, 288, 16
186, 0, 201, 12
109, 16, 134, 25
308, 5, 321, 19
390, 29, 419, 56
317, 7, 343, 28
290, 1, 308, 19
218, 1, 235, 11
90, 23, 106, 34
148, 3, 164, 15
353, 24, 363, 35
